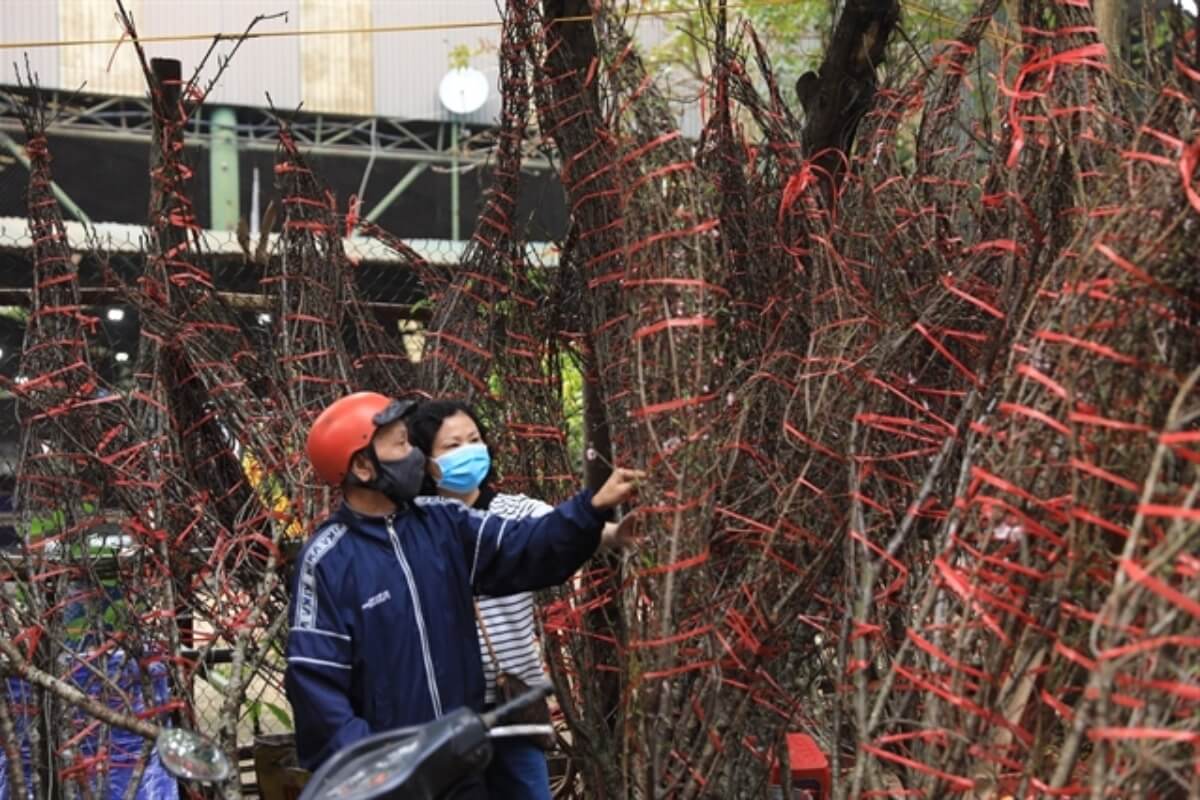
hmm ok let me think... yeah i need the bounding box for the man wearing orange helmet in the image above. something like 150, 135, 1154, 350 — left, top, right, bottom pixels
285, 392, 642, 795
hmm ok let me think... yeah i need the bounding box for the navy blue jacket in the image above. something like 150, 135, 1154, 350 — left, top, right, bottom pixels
284, 490, 606, 773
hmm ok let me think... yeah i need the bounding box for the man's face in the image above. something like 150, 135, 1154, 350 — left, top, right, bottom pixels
347, 420, 413, 483
372, 420, 414, 462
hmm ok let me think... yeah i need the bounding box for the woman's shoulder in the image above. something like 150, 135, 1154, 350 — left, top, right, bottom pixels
487, 492, 555, 519
408, 496, 486, 546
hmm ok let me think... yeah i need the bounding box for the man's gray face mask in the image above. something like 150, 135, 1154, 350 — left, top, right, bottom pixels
367, 446, 427, 507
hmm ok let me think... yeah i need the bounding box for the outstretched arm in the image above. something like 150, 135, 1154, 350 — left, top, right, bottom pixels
455, 468, 645, 595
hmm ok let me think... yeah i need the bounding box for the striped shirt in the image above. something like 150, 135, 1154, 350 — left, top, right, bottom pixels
476, 492, 553, 704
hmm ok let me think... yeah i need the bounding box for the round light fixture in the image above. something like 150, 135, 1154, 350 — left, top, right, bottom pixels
114, 352, 130, 363
107, 308, 126, 322
438, 67, 489, 115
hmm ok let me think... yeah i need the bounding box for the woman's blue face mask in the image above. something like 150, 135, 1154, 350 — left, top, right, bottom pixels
434, 442, 491, 493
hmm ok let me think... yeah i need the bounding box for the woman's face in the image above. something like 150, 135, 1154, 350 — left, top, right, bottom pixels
430, 411, 484, 458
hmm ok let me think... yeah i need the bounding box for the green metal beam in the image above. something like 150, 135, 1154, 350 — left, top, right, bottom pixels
450, 121, 460, 242
363, 162, 429, 224
208, 107, 240, 231
0, 129, 92, 226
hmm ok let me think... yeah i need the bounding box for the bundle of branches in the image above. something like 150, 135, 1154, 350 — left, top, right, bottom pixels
1, 9, 302, 796
263, 114, 361, 539
812, 9, 1200, 793
456, 0, 579, 503
413, 0, 578, 503
268, 117, 356, 401
0, 69, 133, 800
109, 10, 302, 779
416, 0, 540, 405
506, 0, 1200, 796
612, 0, 1198, 797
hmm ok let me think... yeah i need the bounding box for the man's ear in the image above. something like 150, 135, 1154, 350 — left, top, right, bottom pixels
347, 450, 376, 484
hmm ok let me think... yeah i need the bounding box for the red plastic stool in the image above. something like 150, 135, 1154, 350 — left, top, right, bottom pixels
769, 733, 831, 799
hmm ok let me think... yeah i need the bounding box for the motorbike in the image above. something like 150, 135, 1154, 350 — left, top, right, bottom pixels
157, 683, 555, 800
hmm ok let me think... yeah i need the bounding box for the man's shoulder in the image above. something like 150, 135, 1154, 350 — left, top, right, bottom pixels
292, 518, 356, 630
297, 518, 354, 569
413, 495, 488, 521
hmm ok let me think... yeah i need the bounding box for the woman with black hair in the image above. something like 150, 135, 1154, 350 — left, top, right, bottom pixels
407, 400, 627, 799
286, 392, 643, 798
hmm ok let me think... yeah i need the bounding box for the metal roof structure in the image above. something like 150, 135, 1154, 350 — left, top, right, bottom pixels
0, 0, 702, 134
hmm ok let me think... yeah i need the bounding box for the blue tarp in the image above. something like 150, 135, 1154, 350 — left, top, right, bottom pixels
0, 652, 179, 800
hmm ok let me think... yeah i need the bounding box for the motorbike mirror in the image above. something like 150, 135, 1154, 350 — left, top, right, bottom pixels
156, 728, 233, 784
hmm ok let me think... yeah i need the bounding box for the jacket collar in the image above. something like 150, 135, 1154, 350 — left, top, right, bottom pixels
333, 502, 395, 543
474, 484, 497, 511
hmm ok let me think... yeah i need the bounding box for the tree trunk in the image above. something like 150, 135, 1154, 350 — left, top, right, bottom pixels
1094, 0, 1127, 66
794, 0, 900, 186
